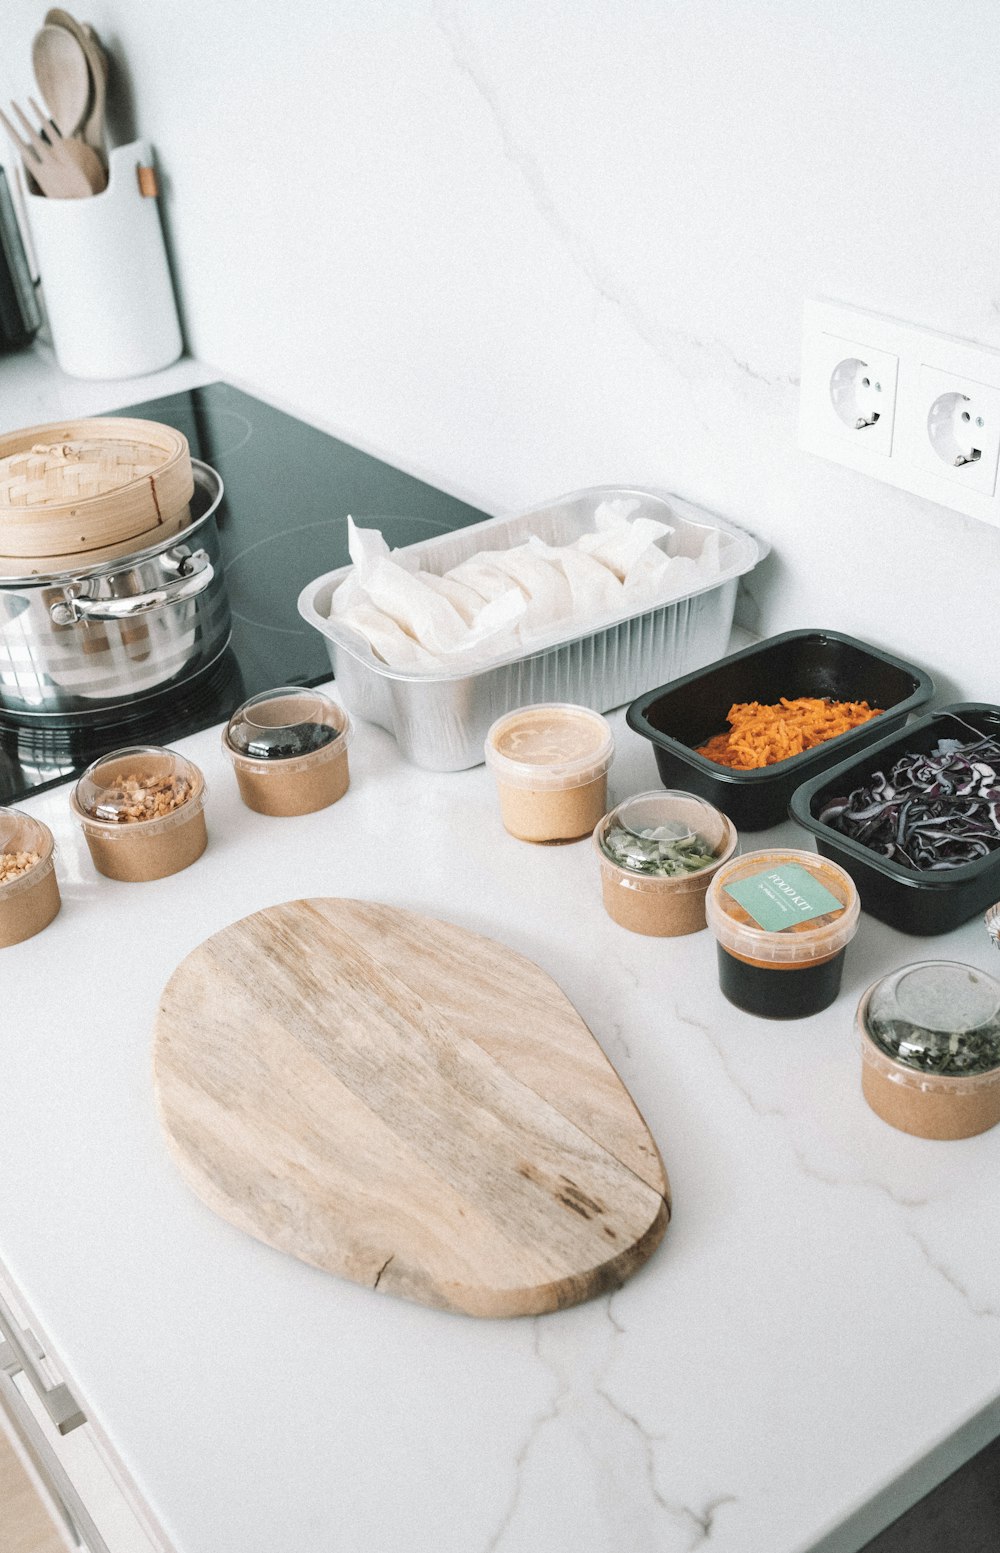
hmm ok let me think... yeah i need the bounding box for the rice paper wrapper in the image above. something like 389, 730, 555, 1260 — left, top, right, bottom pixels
328, 501, 725, 670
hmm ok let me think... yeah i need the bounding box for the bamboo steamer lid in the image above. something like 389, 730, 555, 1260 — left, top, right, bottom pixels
0, 417, 193, 569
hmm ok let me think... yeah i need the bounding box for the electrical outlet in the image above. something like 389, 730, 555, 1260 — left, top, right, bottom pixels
914, 367, 1000, 495
799, 300, 1000, 528
799, 304, 899, 461
828, 348, 897, 448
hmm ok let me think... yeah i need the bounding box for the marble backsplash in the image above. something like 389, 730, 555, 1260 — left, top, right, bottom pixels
2, 0, 999, 701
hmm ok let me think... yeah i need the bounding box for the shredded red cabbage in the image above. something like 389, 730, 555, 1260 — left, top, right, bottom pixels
819, 733, 1000, 870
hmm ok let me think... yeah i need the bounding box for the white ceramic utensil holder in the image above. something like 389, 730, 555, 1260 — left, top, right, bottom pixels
24, 140, 182, 380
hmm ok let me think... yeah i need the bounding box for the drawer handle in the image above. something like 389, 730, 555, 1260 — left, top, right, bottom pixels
0, 1303, 85, 1435
50, 547, 214, 624
0, 1358, 109, 1553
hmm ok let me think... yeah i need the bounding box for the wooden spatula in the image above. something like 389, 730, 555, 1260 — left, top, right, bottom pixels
0, 98, 105, 197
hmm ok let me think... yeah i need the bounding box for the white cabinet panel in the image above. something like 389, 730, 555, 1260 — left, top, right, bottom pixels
0, 1265, 168, 1553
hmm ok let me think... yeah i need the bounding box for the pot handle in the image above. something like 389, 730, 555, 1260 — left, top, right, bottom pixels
49, 548, 214, 625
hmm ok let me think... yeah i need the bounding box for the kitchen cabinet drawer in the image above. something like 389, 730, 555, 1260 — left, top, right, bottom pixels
0, 1364, 105, 1552
0, 1264, 170, 1553
0, 1407, 77, 1551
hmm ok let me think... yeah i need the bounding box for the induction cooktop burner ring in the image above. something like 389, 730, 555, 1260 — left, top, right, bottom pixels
224, 512, 470, 633
109, 394, 256, 463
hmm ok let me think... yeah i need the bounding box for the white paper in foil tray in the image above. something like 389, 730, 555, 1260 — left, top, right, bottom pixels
328, 499, 722, 669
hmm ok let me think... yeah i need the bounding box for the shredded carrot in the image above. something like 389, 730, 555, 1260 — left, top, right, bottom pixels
695, 697, 883, 770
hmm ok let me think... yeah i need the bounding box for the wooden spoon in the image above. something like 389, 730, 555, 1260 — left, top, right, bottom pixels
31, 24, 90, 139
55, 130, 107, 194
44, 9, 107, 165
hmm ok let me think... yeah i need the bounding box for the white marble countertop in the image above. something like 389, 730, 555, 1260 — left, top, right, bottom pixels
0, 343, 214, 428
2, 347, 1000, 1553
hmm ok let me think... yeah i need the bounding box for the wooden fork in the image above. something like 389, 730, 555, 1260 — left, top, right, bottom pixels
0, 96, 105, 197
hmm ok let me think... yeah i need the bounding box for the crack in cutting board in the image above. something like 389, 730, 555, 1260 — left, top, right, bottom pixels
153, 899, 670, 1317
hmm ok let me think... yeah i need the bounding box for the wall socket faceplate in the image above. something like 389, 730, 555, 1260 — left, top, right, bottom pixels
798, 300, 1000, 526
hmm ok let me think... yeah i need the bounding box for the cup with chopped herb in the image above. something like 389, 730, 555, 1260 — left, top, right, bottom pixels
858, 960, 1000, 1138
594, 790, 737, 935
0, 807, 60, 946
71, 746, 207, 882
224, 687, 353, 816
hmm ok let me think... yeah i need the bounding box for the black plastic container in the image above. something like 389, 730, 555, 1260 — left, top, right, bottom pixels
789, 703, 1000, 936
626, 630, 933, 831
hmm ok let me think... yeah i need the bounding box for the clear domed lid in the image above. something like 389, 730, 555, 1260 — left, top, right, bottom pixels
73, 746, 201, 825
225, 687, 348, 762
864, 961, 1000, 1077
0, 805, 53, 886
485, 704, 614, 790
598, 790, 729, 876
705, 848, 860, 964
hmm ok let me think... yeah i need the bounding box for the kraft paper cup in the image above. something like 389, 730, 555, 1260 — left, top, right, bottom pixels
485, 704, 614, 843
0, 808, 60, 946
595, 792, 737, 936
71, 746, 207, 882
858, 963, 1000, 1139
987, 900, 1000, 951
224, 688, 352, 817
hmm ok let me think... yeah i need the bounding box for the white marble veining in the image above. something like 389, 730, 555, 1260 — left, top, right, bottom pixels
3, 2, 1000, 698
0, 2, 999, 1533
0, 695, 999, 1553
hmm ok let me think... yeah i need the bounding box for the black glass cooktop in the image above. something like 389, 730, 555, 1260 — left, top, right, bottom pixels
0, 381, 489, 803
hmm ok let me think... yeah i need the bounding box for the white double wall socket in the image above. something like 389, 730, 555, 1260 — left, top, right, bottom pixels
798, 300, 1000, 526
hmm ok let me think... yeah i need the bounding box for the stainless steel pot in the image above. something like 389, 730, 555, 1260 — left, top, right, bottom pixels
0, 461, 230, 719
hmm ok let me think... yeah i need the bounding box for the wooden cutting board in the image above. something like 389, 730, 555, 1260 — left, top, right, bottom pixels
153, 899, 669, 1318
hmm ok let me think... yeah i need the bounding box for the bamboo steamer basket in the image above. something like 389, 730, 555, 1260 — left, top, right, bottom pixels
0, 417, 194, 576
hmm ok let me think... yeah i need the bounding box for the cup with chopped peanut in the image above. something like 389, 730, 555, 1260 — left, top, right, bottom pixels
70, 746, 207, 882
0, 807, 60, 945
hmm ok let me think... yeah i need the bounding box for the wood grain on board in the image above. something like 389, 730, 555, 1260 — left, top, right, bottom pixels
153, 899, 669, 1317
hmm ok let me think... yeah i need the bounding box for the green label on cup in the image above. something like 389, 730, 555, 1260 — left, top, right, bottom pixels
723, 863, 843, 932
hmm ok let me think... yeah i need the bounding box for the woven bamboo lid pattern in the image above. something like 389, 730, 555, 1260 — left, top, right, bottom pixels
2, 437, 172, 506
0, 417, 194, 570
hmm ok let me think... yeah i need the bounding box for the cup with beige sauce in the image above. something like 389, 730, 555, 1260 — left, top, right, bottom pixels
485, 703, 614, 843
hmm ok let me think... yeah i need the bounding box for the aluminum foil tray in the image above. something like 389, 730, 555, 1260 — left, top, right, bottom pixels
298, 486, 765, 771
